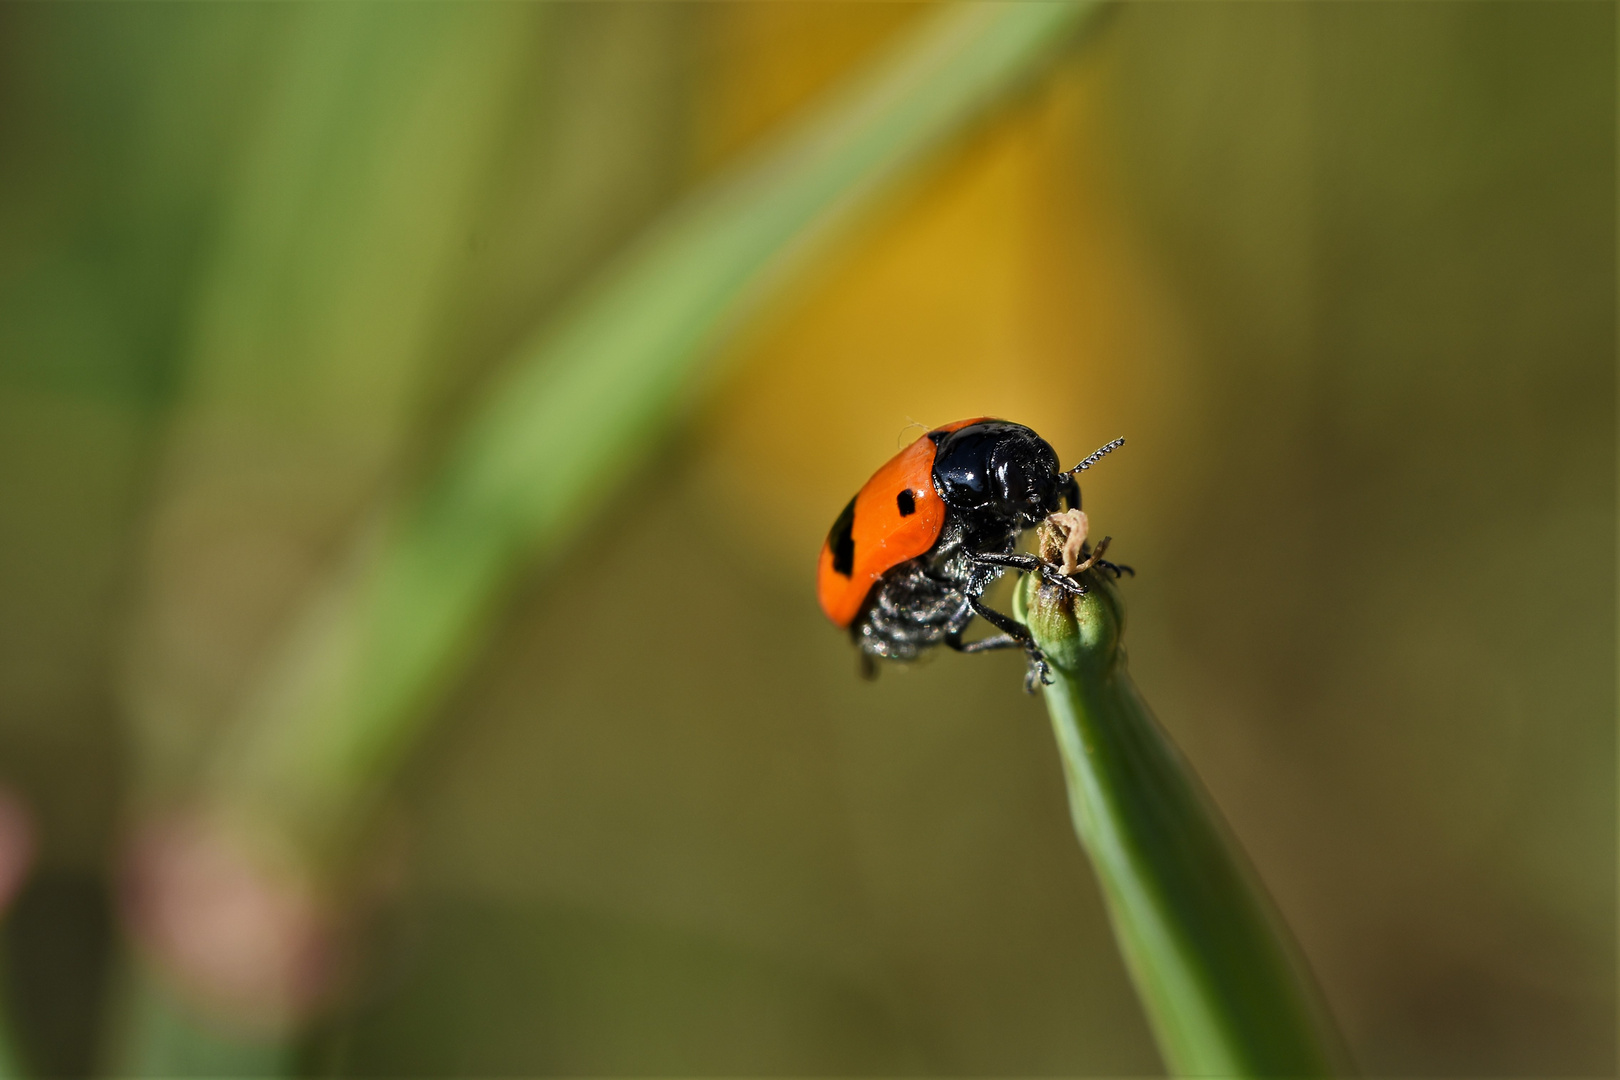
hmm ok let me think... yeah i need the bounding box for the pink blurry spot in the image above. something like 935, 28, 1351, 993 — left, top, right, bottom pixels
122, 812, 337, 1035
0, 790, 36, 915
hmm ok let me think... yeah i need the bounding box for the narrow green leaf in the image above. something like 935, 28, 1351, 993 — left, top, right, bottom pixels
105, 971, 290, 1080
1015, 569, 1349, 1076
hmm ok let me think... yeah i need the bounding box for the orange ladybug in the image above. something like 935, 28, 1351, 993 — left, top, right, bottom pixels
817, 419, 1128, 688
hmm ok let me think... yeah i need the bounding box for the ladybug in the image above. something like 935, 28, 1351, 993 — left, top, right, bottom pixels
817, 419, 1129, 689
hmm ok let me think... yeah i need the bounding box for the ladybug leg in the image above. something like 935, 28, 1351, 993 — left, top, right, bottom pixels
967, 595, 1031, 641
944, 629, 1021, 654
1073, 537, 1135, 579
1068, 536, 1111, 574
969, 551, 1042, 573
966, 596, 1052, 692
969, 551, 1087, 596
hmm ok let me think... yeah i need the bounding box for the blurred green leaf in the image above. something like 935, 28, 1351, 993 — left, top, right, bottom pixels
106, 973, 289, 1080
123, 2, 546, 801
1015, 568, 1347, 1076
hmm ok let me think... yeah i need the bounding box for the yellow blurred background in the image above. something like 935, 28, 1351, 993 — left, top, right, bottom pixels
0, 2, 1611, 1075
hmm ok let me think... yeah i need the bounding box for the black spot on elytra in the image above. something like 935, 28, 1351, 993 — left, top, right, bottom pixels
829, 497, 856, 576
896, 489, 916, 517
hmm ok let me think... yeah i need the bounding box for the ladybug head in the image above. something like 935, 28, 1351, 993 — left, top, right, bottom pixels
930, 421, 1074, 525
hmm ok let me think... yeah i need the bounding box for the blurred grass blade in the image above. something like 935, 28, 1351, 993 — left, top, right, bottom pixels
124, 1, 544, 803
107, 972, 289, 1080
0, 1002, 19, 1080
203, 0, 1104, 857
1016, 568, 1348, 1076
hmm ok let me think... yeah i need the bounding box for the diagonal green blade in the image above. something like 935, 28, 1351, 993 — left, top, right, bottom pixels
1017, 568, 1351, 1076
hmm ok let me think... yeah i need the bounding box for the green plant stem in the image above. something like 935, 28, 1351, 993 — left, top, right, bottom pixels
106, 963, 290, 1079
1016, 572, 1347, 1077
200, 0, 1104, 865
0, 999, 20, 1078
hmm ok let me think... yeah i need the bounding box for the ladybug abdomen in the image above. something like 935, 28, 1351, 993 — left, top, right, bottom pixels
848, 517, 1016, 660
853, 557, 973, 660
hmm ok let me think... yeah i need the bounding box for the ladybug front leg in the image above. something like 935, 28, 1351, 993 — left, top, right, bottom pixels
969, 551, 1041, 574
968, 551, 1088, 596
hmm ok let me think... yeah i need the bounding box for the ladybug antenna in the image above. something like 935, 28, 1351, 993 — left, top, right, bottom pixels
1067, 436, 1125, 474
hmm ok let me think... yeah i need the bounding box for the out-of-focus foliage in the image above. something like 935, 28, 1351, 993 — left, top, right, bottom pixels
0, 2, 1611, 1077
179, 0, 1098, 872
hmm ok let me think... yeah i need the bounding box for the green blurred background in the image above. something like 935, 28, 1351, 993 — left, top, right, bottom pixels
0, 2, 1612, 1076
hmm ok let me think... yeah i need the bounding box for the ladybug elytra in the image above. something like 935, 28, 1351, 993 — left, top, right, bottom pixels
817, 419, 1129, 689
